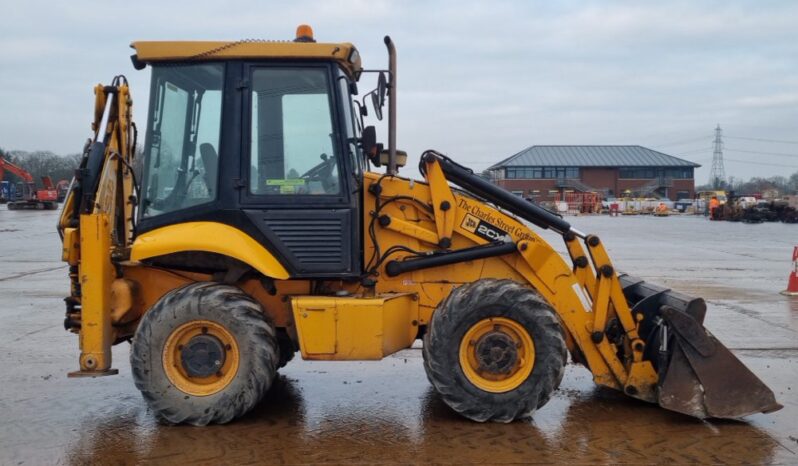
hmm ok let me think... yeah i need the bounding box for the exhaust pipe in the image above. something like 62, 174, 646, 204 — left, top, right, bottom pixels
384, 36, 397, 176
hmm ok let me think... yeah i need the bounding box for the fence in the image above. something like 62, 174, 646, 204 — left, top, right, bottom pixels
564, 192, 601, 215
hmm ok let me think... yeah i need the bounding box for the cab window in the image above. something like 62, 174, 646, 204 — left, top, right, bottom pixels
141, 63, 224, 218
337, 70, 363, 182
249, 68, 341, 195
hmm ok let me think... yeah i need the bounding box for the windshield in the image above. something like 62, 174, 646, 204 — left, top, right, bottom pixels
141, 63, 224, 217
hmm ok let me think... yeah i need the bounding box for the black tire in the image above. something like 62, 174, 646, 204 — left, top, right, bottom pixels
422, 279, 567, 422
275, 331, 296, 368
131, 282, 279, 426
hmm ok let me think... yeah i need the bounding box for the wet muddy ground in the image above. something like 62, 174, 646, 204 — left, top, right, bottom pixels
1, 210, 796, 464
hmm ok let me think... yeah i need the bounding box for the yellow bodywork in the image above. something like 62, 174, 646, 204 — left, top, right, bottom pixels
357, 166, 658, 399
291, 293, 418, 360
130, 222, 290, 280
131, 40, 362, 77
75, 213, 114, 373
60, 80, 137, 376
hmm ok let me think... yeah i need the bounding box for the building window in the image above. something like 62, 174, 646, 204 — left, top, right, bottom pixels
504, 166, 579, 179
619, 167, 694, 179
511, 190, 524, 197
619, 167, 655, 179
506, 167, 525, 179
664, 168, 693, 179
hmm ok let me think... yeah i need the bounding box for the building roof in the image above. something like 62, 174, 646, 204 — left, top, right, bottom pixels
488, 145, 701, 169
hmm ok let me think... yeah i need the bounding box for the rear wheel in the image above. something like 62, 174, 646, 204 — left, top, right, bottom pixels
131, 282, 279, 425
423, 279, 567, 422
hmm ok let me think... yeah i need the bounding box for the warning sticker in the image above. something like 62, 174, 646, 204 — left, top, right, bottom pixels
266, 179, 306, 186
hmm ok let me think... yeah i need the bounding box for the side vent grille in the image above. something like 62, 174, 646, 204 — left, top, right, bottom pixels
245, 209, 353, 275
268, 219, 343, 264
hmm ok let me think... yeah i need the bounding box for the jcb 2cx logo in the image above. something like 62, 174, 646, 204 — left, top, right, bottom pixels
461, 214, 507, 241
463, 215, 478, 230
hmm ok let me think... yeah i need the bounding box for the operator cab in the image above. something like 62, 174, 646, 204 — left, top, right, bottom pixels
132, 28, 373, 278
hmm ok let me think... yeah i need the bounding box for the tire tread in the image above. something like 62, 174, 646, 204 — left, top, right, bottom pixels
422, 279, 567, 422
130, 282, 279, 426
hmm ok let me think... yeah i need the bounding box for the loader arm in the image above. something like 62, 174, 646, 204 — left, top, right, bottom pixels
59, 77, 137, 376
366, 151, 781, 419
0, 156, 35, 183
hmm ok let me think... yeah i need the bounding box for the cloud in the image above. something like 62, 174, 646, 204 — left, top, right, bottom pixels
0, 0, 796, 183
737, 93, 798, 108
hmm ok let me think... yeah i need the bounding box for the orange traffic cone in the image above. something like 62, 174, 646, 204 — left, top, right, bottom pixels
781, 246, 798, 296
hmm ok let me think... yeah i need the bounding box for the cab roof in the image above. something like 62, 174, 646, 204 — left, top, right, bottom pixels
130, 40, 362, 78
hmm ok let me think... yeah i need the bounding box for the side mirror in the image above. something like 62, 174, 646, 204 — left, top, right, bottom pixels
377, 72, 388, 107
361, 126, 378, 157
371, 93, 383, 121
369, 72, 388, 121
360, 126, 384, 166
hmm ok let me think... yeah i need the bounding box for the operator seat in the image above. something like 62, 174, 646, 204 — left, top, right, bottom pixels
199, 143, 218, 196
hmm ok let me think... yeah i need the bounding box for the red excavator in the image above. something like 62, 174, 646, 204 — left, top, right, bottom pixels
0, 155, 59, 210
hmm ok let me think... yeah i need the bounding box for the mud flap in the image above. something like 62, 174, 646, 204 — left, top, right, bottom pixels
657, 306, 783, 419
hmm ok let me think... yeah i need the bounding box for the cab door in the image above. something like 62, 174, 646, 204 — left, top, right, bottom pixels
240, 64, 360, 277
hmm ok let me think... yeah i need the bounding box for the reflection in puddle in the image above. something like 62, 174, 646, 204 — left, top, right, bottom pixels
66, 368, 783, 465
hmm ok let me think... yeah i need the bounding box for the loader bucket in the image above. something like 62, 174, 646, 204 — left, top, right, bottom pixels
619, 274, 783, 419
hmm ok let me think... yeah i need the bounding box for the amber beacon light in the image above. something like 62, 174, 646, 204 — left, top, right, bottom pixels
295, 24, 315, 42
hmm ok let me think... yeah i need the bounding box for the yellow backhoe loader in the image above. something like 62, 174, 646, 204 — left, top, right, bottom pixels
58, 26, 781, 426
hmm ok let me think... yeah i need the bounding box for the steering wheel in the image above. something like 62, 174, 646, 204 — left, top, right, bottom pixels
300, 153, 337, 192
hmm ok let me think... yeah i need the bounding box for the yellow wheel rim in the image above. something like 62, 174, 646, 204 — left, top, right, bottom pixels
458, 317, 535, 393
162, 320, 240, 397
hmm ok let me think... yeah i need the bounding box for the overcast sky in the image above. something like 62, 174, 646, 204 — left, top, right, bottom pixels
1, 0, 796, 183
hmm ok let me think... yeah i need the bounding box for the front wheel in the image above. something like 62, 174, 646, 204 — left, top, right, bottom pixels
423, 279, 567, 422
130, 282, 279, 425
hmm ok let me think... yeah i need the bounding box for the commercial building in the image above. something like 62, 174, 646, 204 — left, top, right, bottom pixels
486, 145, 700, 202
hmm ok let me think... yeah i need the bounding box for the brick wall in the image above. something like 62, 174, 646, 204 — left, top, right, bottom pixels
581, 168, 617, 195
496, 168, 695, 201
496, 179, 560, 201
